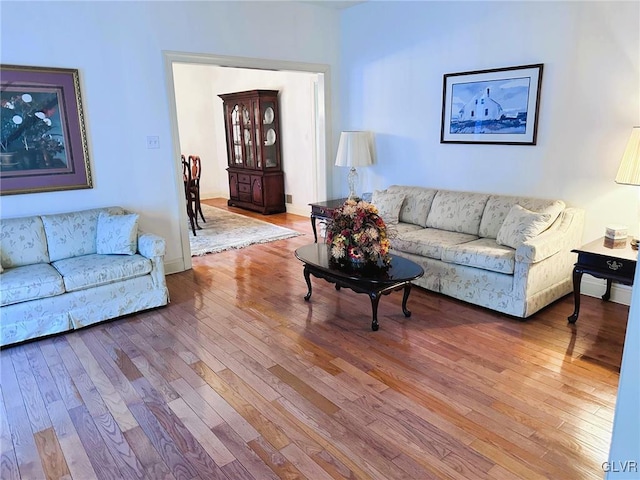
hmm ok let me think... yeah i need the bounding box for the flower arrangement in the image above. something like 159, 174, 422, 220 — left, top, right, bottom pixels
326, 199, 391, 268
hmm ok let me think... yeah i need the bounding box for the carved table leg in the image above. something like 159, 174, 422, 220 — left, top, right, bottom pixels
568, 267, 583, 323
303, 267, 312, 301
402, 283, 413, 317
602, 279, 612, 301
369, 292, 381, 331
310, 215, 318, 243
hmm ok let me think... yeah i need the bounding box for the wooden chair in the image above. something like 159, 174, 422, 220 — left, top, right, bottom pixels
182, 155, 200, 235
188, 155, 206, 223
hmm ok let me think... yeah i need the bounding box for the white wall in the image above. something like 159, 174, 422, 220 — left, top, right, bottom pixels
173, 64, 318, 215
0, 0, 341, 272
339, 1, 640, 244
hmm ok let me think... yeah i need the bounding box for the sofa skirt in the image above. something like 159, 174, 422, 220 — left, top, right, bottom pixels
0, 275, 168, 347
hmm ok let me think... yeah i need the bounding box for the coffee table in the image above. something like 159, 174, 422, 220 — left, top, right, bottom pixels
294, 243, 424, 331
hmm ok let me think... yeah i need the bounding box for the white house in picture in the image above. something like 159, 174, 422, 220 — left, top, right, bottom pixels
458, 87, 503, 121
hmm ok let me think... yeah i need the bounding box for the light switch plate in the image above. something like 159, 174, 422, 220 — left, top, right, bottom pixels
146, 136, 160, 149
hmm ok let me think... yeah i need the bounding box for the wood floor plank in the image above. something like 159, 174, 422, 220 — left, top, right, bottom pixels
92, 411, 146, 479
33, 427, 71, 480
0, 451, 21, 480
279, 442, 334, 480
167, 397, 235, 467
24, 343, 62, 407
211, 422, 279, 480
201, 367, 292, 451
128, 401, 199, 480
67, 405, 123, 480
9, 347, 52, 434
268, 364, 340, 416
53, 336, 110, 419
66, 334, 139, 433
247, 436, 304, 480
123, 426, 176, 480
1, 351, 48, 480
1, 199, 630, 480
45, 400, 99, 480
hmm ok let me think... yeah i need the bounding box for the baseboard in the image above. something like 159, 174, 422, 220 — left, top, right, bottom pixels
286, 204, 311, 216
201, 191, 228, 200
164, 258, 186, 274
580, 276, 632, 306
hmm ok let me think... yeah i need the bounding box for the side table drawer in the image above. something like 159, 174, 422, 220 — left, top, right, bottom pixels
577, 253, 637, 278
311, 205, 331, 218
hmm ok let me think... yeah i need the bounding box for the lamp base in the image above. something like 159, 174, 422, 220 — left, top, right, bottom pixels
347, 167, 359, 201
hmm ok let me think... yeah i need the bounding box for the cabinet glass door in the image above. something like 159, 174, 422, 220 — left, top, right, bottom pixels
262, 101, 278, 169
241, 104, 254, 168
230, 105, 243, 166
254, 101, 262, 168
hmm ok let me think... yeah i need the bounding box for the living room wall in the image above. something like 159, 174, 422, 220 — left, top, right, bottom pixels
0, 0, 341, 272
338, 1, 640, 245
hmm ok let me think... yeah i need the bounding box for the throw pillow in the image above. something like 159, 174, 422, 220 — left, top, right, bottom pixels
96, 212, 139, 255
371, 190, 406, 225
496, 204, 554, 249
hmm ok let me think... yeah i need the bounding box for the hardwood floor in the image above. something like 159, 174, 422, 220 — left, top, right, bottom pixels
1, 198, 629, 479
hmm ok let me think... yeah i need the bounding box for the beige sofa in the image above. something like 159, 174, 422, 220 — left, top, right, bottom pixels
0, 206, 169, 347
371, 185, 585, 318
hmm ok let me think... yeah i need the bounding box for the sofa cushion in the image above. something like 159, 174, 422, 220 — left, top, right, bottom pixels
371, 190, 405, 225
393, 228, 477, 259
0, 263, 65, 306
0, 216, 50, 267
387, 186, 437, 227
496, 204, 554, 249
441, 238, 516, 275
96, 212, 139, 255
393, 223, 424, 236
426, 190, 490, 235
42, 207, 126, 262
52, 253, 152, 293
479, 195, 565, 239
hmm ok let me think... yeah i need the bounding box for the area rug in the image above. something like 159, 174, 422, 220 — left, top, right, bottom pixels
189, 204, 303, 256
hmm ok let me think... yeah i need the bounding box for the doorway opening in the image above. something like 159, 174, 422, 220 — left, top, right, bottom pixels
164, 51, 331, 271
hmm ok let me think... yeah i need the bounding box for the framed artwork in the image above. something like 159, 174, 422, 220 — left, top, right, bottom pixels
1, 64, 92, 195
440, 64, 544, 145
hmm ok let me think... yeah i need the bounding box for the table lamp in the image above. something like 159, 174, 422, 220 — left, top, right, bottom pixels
335, 131, 374, 200
615, 126, 640, 249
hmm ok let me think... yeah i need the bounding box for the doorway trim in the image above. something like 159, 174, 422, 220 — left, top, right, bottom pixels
163, 51, 331, 271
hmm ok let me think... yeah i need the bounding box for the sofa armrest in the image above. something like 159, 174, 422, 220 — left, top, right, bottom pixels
515, 208, 585, 264
138, 232, 166, 258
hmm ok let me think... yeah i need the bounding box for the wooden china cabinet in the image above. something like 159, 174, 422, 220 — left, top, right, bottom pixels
218, 89, 285, 214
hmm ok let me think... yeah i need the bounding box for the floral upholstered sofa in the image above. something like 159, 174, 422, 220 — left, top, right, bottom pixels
370, 185, 585, 318
0, 206, 169, 347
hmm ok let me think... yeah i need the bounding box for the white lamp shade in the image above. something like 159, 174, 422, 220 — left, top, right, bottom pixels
615, 126, 640, 186
335, 131, 374, 168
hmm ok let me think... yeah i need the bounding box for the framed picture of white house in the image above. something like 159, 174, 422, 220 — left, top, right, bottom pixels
440, 64, 543, 145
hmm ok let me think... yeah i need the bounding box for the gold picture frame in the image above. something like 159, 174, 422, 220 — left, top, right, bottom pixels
1, 64, 92, 195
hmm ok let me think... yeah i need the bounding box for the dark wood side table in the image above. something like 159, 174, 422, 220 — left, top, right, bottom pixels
568, 237, 637, 323
309, 198, 348, 243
